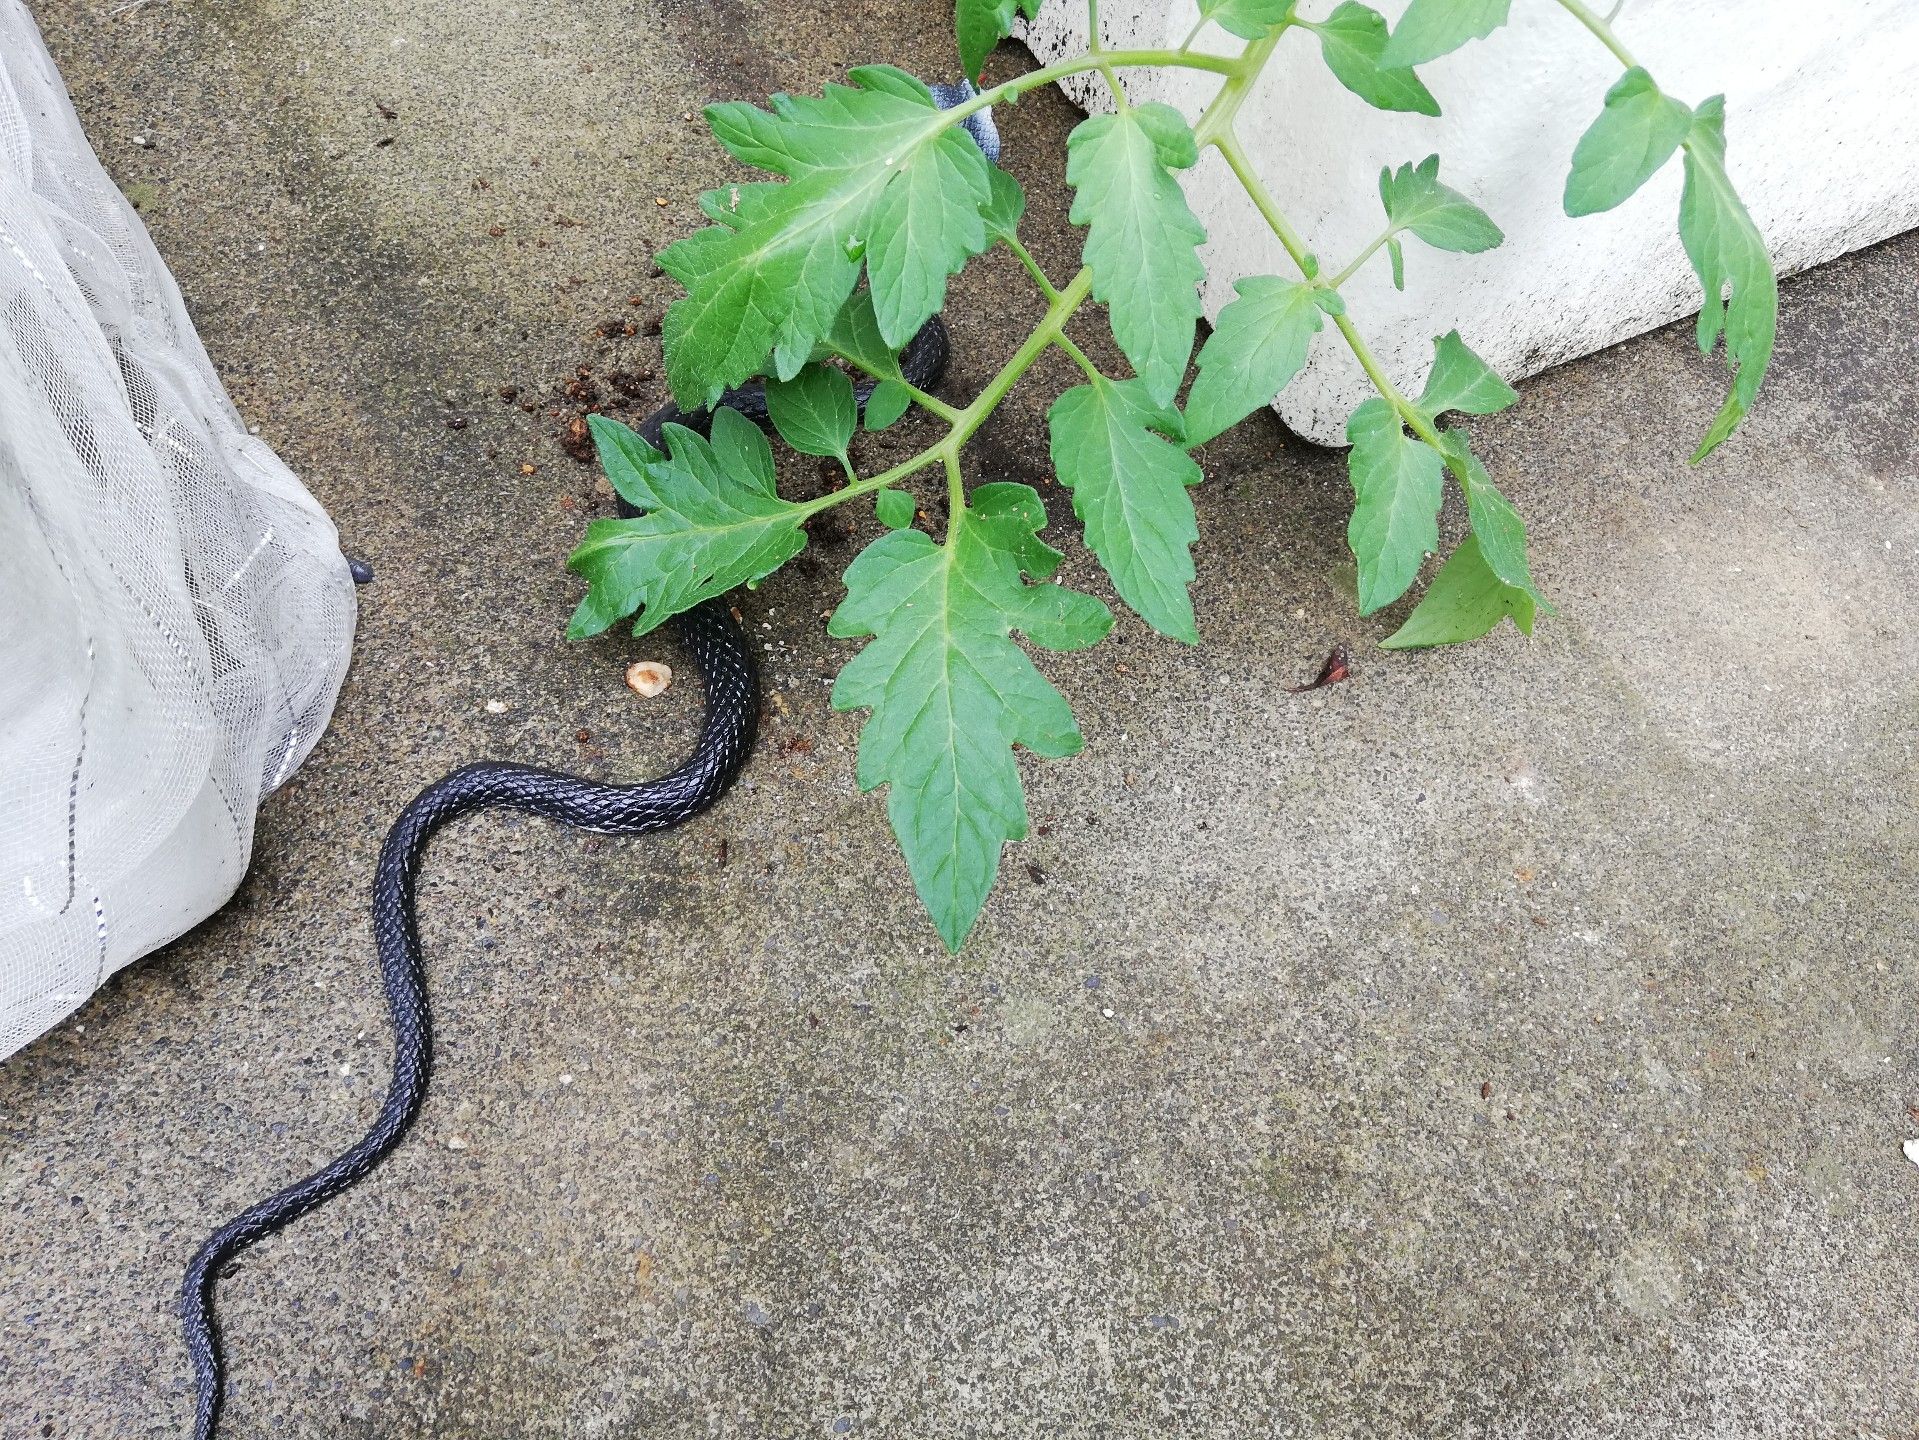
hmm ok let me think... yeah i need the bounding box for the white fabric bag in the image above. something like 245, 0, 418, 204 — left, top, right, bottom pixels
0, 0, 355, 1057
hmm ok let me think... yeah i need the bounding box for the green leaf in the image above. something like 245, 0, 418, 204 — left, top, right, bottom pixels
1184, 275, 1326, 445
766, 363, 857, 460
865, 379, 914, 431
1345, 397, 1443, 614
956, 0, 1042, 82
1379, 155, 1504, 253
1677, 96, 1777, 460
1387, 235, 1406, 290
1379, 0, 1511, 69
829, 483, 1112, 949
567, 408, 807, 639
1382, 534, 1536, 649
1313, 3, 1441, 116
1564, 67, 1693, 217
1415, 329, 1517, 418
1432, 430, 1538, 599
1066, 103, 1208, 406
1199, 0, 1295, 40
981, 165, 1026, 239
865, 119, 996, 346
876, 487, 916, 529
822, 289, 905, 382
1048, 375, 1203, 642
661, 72, 996, 407
587, 413, 666, 512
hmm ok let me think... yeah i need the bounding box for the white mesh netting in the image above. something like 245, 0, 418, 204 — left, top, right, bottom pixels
0, 0, 355, 1058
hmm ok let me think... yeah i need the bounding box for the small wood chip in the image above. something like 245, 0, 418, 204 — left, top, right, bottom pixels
625, 661, 672, 697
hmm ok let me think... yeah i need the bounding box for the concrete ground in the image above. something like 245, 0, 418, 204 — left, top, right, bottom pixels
4, 1, 1918, 1436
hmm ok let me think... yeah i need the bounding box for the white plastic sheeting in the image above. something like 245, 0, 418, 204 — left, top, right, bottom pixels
0, 0, 356, 1057
1023, 0, 1919, 442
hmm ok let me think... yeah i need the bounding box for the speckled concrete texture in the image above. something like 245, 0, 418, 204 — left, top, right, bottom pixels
4, 3, 1918, 1437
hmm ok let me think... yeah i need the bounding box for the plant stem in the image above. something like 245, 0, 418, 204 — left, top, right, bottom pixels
1549, 0, 1640, 67
797, 268, 1097, 520
1214, 128, 1461, 463
1326, 227, 1395, 288
1053, 331, 1103, 384
1001, 231, 1063, 302
906, 384, 964, 424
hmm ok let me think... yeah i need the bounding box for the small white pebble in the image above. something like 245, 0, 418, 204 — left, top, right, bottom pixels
1905, 1137, 1919, 1168
447, 1136, 469, 1151
558, 1073, 574, 1087
484, 698, 509, 714
339, 1063, 352, 1077
1102, 1007, 1114, 1018
626, 661, 672, 697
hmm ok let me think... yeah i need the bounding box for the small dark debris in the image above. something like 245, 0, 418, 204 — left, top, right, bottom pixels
347, 557, 375, 585
575, 729, 592, 744
560, 416, 594, 464
1480, 1081, 1493, 1100
375, 100, 398, 120
714, 838, 729, 868
445, 416, 469, 430
498, 385, 520, 402
1290, 644, 1353, 693
374, 136, 395, 149
781, 735, 815, 755
1026, 864, 1046, 886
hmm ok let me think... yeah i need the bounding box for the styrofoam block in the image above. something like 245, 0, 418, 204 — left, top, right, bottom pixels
1021, 1, 1919, 443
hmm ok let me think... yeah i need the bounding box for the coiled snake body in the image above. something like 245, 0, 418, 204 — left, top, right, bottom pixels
178, 320, 953, 1440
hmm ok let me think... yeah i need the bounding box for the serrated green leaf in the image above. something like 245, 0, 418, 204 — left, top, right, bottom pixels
865, 119, 995, 345
865, 379, 914, 431
587, 413, 665, 512
876, 486, 916, 528
1416, 330, 1517, 418
956, 0, 1042, 81
661, 72, 996, 407
766, 363, 857, 460
1184, 275, 1325, 445
821, 288, 905, 381
1048, 375, 1203, 642
1564, 67, 1693, 217
982, 165, 1026, 239
1313, 3, 1441, 116
1387, 234, 1406, 289
829, 482, 1112, 949
1432, 430, 1538, 599
1382, 534, 1536, 649
1379, 155, 1503, 253
1199, 0, 1294, 41
1067, 104, 1207, 406
566, 408, 807, 639
1677, 96, 1777, 460
1346, 397, 1442, 614
1379, 0, 1511, 69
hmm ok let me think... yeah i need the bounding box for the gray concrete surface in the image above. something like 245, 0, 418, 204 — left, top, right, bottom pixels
4, 2, 1918, 1436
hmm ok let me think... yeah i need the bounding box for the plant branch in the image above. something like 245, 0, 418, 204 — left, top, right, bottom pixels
1549, 0, 1640, 68
1326, 226, 1396, 288
1000, 231, 1063, 301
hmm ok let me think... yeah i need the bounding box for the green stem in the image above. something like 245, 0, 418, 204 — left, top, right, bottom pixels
906, 384, 964, 424
1053, 331, 1102, 384
1326, 227, 1395, 288
797, 268, 1097, 520
1000, 231, 1063, 302
1217, 127, 1458, 459
1549, 0, 1640, 67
